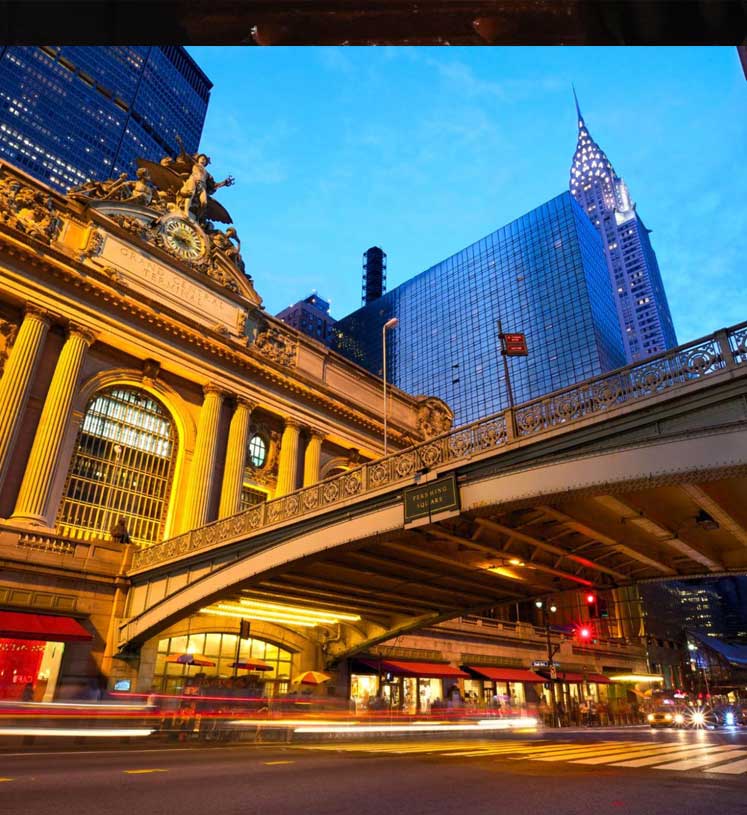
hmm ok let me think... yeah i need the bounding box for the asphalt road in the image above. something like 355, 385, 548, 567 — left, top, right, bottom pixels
2, 729, 747, 815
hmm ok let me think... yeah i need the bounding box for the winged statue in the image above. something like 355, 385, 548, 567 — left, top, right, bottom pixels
136, 142, 235, 225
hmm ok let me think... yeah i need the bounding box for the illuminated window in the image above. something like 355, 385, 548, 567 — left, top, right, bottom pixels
153, 632, 292, 697
57, 387, 176, 546
247, 433, 267, 468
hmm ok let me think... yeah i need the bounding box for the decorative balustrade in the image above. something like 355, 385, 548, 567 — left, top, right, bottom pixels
132, 320, 747, 571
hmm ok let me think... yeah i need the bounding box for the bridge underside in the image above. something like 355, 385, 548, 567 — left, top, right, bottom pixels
164, 464, 747, 661
224, 472, 744, 594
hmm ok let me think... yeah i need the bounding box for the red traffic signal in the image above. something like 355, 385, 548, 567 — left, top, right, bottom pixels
585, 593, 596, 605
502, 332, 528, 356
575, 624, 594, 642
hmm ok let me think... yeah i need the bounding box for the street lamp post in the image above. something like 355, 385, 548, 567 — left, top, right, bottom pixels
382, 317, 398, 456
537, 599, 560, 727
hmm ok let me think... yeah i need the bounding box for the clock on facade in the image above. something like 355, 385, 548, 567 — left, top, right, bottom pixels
159, 215, 208, 262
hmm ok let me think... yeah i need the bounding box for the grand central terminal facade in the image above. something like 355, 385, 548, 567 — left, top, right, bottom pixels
0, 153, 650, 712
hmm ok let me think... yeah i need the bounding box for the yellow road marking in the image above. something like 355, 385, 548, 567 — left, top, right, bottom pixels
0, 778, 14, 782
264, 760, 294, 766
124, 769, 168, 775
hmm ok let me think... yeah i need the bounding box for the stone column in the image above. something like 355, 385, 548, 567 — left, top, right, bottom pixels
182, 384, 225, 530
275, 418, 301, 497
303, 428, 325, 487
218, 397, 255, 519
0, 307, 52, 489
11, 323, 96, 525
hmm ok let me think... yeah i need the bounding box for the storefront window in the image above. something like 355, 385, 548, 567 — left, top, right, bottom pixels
0, 639, 64, 701
58, 387, 177, 546
153, 632, 292, 697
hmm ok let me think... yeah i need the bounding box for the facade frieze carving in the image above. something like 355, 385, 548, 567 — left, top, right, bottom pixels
0, 317, 18, 377
0, 173, 63, 244
416, 396, 454, 440
252, 324, 298, 368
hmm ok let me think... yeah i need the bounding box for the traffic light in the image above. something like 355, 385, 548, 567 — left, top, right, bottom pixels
585, 592, 599, 618
598, 596, 609, 618
578, 625, 592, 641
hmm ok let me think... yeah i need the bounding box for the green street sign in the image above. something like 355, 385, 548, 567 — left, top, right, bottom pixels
403, 474, 460, 524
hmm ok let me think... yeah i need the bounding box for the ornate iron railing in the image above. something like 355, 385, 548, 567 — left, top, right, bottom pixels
132, 321, 746, 571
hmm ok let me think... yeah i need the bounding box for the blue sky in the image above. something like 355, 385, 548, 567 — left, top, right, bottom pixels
189, 47, 746, 343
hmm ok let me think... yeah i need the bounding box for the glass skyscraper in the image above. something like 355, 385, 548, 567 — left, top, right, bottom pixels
0, 46, 211, 192
334, 191, 626, 426
569, 92, 677, 362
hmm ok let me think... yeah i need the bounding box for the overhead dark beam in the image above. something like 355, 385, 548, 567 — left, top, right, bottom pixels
476, 517, 629, 581
538, 505, 677, 576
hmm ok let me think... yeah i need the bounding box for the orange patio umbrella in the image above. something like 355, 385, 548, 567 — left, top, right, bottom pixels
294, 670, 332, 685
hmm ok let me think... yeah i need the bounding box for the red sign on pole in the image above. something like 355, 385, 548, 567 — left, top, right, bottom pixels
502, 332, 528, 356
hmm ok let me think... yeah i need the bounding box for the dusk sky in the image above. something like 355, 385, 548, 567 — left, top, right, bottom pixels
189, 47, 746, 343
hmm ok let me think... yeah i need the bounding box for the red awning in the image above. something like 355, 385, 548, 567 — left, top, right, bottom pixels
555, 672, 586, 683
465, 666, 544, 683
0, 611, 92, 642
586, 673, 612, 684
358, 659, 469, 679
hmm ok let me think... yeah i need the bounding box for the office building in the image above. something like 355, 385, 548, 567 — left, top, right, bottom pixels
0, 46, 210, 192
276, 292, 337, 346
569, 92, 677, 361
334, 191, 626, 426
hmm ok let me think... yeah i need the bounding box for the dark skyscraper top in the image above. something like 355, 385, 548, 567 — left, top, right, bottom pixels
362, 246, 387, 305
0, 46, 211, 193
569, 90, 677, 362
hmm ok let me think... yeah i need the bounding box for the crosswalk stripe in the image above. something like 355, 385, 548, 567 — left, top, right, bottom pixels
654, 749, 747, 771
572, 743, 709, 764
704, 757, 747, 774
442, 745, 555, 757
613, 745, 741, 768
531, 743, 655, 761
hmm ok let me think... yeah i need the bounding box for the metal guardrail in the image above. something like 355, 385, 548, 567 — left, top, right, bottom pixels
132, 321, 747, 571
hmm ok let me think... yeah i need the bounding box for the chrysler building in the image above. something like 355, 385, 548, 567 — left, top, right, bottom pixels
569, 90, 677, 362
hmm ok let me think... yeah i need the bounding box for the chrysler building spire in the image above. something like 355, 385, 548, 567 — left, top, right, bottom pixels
568, 88, 677, 363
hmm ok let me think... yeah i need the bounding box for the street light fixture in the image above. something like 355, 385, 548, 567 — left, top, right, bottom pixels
382, 317, 398, 456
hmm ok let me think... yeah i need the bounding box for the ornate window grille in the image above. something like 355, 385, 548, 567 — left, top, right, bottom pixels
57, 387, 177, 546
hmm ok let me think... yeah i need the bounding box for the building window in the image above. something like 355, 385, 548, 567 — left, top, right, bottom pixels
240, 485, 267, 511
247, 433, 267, 468
57, 387, 176, 546
153, 632, 292, 696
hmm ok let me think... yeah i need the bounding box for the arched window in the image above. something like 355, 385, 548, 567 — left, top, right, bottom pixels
154, 632, 292, 696
57, 387, 177, 546
247, 433, 267, 468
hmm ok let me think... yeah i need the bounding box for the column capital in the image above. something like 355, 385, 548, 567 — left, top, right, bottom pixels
23, 304, 54, 325
67, 322, 97, 346
308, 427, 326, 442
234, 396, 257, 412
283, 417, 302, 430
203, 382, 227, 399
